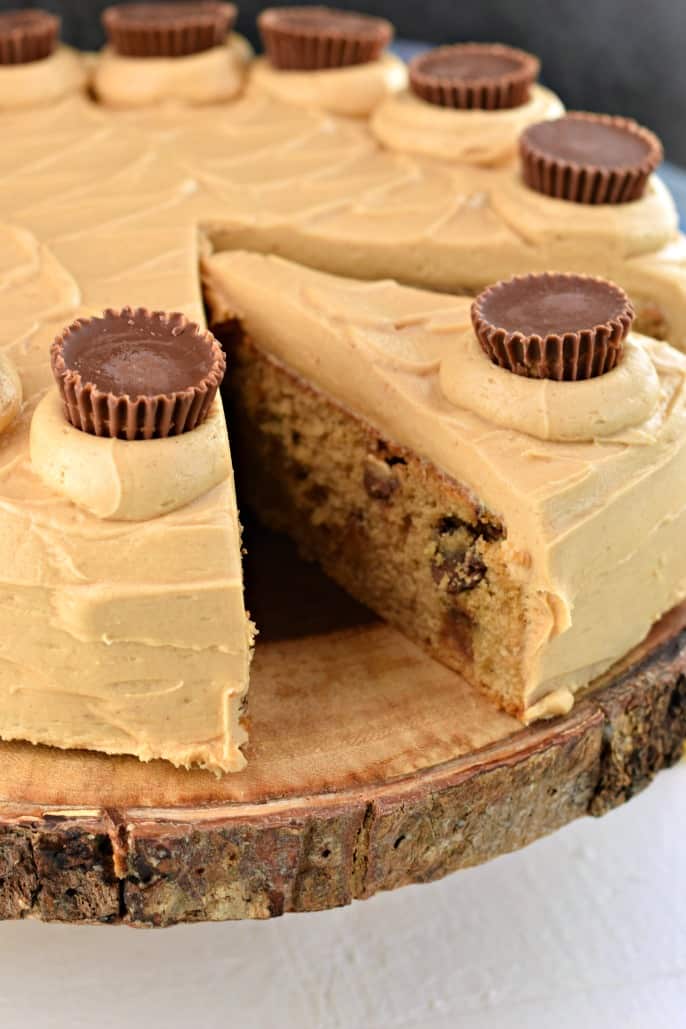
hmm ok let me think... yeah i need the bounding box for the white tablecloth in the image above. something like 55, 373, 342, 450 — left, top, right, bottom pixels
0, 760, 683, 1029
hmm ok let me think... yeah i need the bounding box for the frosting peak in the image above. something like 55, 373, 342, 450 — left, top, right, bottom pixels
370, 84, 564, 165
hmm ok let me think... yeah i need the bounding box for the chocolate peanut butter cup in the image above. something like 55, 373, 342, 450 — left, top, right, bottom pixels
520, 112, 663, 204
0, 9, 59, 65
51, 308, 226, 440
409, 43, 539, 110
103, 2, 237, 58
471, 273, 634, 381
258, 6, 392, 71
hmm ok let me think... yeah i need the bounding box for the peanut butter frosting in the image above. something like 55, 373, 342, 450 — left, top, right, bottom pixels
94, 34, 252, 106
249, 52, 407, 116
370, 84, 564, 165
1, 69, 686, 763
204, 250, 686, 716
0, 45, 86, 108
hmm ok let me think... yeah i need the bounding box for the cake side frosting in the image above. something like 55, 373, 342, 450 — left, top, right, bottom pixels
203, 250, 686, 716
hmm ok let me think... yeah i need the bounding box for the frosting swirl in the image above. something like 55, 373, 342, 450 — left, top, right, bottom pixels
440, 329, 660, 442
94, 34, 251, 107
0, 352, 21, 434
249, 52, 407, 117
31, 390, 231, 520
370, 84, 563, 165
0, 46, 86, 109
492, 169, 678, 258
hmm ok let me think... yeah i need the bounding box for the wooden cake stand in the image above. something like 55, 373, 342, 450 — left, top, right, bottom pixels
0, 523, 684, 927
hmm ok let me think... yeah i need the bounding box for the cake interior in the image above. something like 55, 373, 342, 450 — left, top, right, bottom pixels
213, 319, 535, 719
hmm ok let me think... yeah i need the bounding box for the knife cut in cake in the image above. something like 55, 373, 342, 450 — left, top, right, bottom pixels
1, 3, 686, 770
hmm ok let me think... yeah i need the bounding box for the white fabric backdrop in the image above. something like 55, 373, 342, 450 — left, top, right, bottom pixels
0, 760, 683, 1029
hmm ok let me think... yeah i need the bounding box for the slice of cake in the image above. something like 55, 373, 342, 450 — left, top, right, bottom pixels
0, 294, 253, 773
204, 251, 686, 722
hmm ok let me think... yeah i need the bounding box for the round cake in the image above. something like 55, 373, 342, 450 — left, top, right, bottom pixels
0, 4, 685, 777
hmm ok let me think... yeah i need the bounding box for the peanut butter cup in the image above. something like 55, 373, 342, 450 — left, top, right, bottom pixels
0, 9, 59, 65
520, 112, 663, 204
409, 43, 539, 110
51, 308, 226, 440
102, 2, 236, 58
258, 6, 392, 71
472, 273, 634, 380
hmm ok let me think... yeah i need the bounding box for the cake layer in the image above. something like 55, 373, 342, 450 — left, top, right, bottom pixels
204, 251, 686, 719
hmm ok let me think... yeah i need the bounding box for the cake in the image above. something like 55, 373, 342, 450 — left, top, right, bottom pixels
204, 251, 686, 721
0, 3, 686, 767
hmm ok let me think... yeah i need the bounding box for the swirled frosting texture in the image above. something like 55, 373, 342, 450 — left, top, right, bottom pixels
94, 34, 251, 106
249, 52, 407, 116
204, 251, 686, 715
0, 352, 21, 434
31, 391, 231, 519
0, 144, 253, 771
370, 84, 564, 165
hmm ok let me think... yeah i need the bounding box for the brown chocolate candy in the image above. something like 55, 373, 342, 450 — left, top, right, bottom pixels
0, 9, 59, 65
409, 43, 539, 110
51, 308, 226, 440
520, 112, 663, 204
102, 2, 236, 58
471, 273, 634, 381
258, 6, 392, 71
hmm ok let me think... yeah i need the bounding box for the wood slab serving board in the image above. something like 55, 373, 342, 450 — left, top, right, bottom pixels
0, 523, 684, 927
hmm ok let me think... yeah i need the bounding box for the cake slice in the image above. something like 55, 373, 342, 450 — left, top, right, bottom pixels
204, 251, 686, 722
0, 292, 253, 774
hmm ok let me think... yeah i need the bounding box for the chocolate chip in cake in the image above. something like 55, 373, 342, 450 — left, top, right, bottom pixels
431, 515, 487, 594
364, 453, 400, 501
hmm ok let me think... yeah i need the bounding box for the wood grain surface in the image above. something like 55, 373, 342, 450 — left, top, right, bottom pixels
0, 525, 684, 927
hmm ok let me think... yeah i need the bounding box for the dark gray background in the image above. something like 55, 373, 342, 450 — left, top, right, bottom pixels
4, 0, 685, 163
